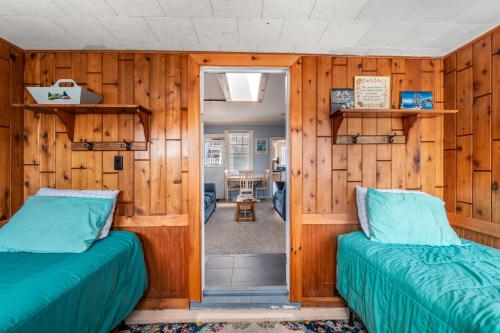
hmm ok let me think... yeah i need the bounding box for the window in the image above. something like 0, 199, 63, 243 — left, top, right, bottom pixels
227, 132, 251, 172
204, 139, 222, 166
217, 73, 267, 102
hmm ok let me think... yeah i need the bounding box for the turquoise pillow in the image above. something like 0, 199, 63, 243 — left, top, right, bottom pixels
0, 196, 114, 253
367, 188, 462, 246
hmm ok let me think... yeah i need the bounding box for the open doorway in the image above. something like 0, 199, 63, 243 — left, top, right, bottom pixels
200, 68, 290, 299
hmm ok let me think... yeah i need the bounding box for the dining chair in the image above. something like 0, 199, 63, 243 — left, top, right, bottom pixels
255, 169, 270, 199
239, 175, 254, 196
224, 169, 240, 201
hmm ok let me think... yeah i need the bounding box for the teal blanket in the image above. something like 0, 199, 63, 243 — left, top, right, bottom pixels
337, 232, 500, 333
0, 231, 147, 333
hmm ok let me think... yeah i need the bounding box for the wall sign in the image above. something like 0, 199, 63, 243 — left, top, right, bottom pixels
354, 76, 390, 109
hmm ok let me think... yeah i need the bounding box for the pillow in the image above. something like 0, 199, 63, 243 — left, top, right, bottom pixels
355, 186, 427, 238
366, 188, 461, 246
0, 196, 114, 253
36, 188, 119, 239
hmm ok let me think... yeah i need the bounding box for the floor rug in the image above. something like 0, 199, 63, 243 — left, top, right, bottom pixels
114, 320, 366, 333
205, 201, 285, 255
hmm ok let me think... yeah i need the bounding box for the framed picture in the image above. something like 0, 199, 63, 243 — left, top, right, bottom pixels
400, 91, 433, 110
354, 76, 390, 109
255, 138, 268, 154
330, 88, 354, 115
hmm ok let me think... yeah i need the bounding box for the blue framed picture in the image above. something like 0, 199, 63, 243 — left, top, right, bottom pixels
400, 91, 433, 110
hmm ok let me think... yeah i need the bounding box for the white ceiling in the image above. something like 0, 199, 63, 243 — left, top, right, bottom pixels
0, 0, 498, 56
203, 73, 286, 126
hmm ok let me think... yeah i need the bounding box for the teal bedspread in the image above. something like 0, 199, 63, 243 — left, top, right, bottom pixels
337, 232, 500, 333
0, 231, 147, 333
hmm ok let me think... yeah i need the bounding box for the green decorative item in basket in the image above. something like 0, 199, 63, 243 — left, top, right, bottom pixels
48, 91, 71, 100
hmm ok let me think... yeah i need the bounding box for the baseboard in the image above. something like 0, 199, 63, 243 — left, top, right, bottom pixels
137, 297, 190, 309
301, 297, 346, 308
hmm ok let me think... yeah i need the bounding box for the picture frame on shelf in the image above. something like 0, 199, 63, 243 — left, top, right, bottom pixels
400, 91, 433, 110
354, 76, 390, 109
330, 88, 354, 115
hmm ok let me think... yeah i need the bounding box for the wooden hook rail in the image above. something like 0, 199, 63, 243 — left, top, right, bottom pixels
71, 141, 148, 151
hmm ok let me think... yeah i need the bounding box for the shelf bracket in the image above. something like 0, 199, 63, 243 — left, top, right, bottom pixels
331, 113, 344, 144
137, 109, 150, 142
402, 115, 419, 142
53, 108, 75, 141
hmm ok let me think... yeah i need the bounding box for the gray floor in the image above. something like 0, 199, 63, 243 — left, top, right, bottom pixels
205, 254, 286, 287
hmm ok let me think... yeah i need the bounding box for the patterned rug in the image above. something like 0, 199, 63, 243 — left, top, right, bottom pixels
114, 320, 366, 333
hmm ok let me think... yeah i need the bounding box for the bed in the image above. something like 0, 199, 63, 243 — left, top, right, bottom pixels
337, 231, 500, 333
0, 231, 147, 333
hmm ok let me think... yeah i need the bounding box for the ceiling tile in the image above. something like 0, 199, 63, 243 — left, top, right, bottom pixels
54, 17, 117, 44
147, 17, 198, 45
450, 0, 500, 24
0, 2, 20, 16
401, 48, 445, 57
356, 22, 418, 48
0, 16, 71, 44
365, 47, 405, 56
98, 17, 158, 43
139, 41, 183, 50
330, 46, 370, 55
438, 24, 496, 50
279, 19, 329, 49
51, 0, 116, 16
403, 0, 472, 23
262, 0, 316, 19
105, 0, 165, 16
397, 23, 456, 49
158, 0, 212, 17
213, 0, 262, 18
355, 0, 420, 21
257, 41, 293, 53
318, 20, 373, 49
238, 19, 283, 50
310, 0, 368, 20
192, 18, 238, 48
0, 0, 66, 17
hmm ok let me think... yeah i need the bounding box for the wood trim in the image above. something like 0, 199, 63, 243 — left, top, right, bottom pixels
137, 297, 189, 309
302, 214, 359, 225
448, 213, 500, 239
289, 58, 303, 303
113, 214, 188, 228
187, 55, 202, 302
301, 296, 346, 308
189, 53, 300, 67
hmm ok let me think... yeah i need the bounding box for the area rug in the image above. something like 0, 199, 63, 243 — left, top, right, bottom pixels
205, 201, 285, 255
114, 320, 366, 333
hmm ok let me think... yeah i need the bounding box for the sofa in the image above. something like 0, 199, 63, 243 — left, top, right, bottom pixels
204, 183, 216, 223
273, 181, 286, 220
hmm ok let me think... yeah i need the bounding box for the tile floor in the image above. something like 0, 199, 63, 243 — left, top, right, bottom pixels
205, 254, 286, 287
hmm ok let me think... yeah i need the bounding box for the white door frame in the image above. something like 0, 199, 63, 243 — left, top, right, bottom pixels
200, 67, 291, 295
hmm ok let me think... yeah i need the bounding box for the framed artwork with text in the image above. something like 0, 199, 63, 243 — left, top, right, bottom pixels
354, 76, 390, 109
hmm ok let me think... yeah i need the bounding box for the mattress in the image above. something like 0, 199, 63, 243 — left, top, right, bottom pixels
0, 231, 147, 333
337, 232, 500, 333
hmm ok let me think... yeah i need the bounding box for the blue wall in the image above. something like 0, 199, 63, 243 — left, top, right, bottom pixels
204, 124, 285, 173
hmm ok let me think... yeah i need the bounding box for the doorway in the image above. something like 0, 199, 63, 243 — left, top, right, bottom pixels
199, 67, 291, 305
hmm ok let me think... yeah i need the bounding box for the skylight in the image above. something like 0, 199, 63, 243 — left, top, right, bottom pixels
223, 73, 264, 102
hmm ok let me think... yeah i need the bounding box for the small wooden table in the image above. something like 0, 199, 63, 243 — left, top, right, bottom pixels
235, 195, 257, 222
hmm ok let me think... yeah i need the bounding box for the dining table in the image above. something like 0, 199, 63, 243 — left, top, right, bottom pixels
224, 173, 265, 200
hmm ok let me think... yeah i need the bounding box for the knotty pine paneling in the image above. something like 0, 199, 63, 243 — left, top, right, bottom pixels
300, 55, 445, 299
0, 39, 23, 220
443, 27, 500, 223
22, 51, 189, 303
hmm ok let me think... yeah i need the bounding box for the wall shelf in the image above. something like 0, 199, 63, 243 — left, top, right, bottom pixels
12, 104, 152, 142
329, 109, 458, 144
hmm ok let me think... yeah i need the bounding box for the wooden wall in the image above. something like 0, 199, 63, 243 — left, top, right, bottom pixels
21, 51, 444, 307
443, 27, 499, 223
22, 51, 190, 307
0, 39, 24, 221
296, 56, 444, 303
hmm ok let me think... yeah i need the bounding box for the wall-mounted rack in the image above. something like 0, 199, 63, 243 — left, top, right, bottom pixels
330, 109, 458, 144
71, 141, 148, 151
12, 104, 152, 142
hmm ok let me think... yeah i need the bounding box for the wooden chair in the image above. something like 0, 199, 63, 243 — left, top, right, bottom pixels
255, 169, 270, 199
224, 170, 239, 201
239, 170, 254, 196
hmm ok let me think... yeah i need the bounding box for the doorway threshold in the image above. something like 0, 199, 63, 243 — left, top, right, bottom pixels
191, 285, 299, 309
